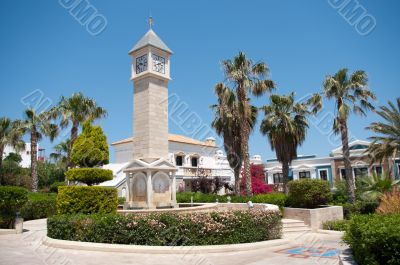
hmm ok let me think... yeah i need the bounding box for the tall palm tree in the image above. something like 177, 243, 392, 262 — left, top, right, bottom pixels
322, 68, 376, 202
260, 92, 319, 193
20, 109, 59, 192
0, 117, 25, 185
50, 139, 70, 169
52, 92, 107, 167
222, 52, 275, 196
367, 98, 400, 177
211, 84, 257, 195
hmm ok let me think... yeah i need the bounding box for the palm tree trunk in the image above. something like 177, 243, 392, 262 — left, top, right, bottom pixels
237, 85, 252, 197
339, 119, 355, 203
0, 146, 4, 185
68, 120, 79, 168
234, 166, 241, 196
282, 161, 290, 194
31, 129, 38, 192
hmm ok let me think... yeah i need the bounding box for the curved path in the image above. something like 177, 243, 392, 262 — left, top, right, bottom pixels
0, 219, 348, 265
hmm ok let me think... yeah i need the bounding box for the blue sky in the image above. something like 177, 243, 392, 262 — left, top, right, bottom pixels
0, 0, 399, 162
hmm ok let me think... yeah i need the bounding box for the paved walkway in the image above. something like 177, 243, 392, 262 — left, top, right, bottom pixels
0, 219, 348, 265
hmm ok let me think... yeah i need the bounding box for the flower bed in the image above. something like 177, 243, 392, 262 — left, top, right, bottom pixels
47, 210, 282, 246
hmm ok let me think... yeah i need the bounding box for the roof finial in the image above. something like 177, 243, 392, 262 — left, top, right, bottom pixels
148, 15, 153, 29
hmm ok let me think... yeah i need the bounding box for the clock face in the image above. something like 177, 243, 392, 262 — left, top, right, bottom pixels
136, 55, 148, 74
152, 54, 165, 74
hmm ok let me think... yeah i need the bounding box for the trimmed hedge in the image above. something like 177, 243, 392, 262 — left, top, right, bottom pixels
334, 200, 379, 219
287, 179, 332, 208
49, 181, 66, 193
20, 192, 57, 221
0, 186, 28, 228
322, 219, 349, 231
57, 186, 118, 214
344, 214, 400, 264
176, 192, 287, 208
47, 210, 282, 246
65, 168, 113, 186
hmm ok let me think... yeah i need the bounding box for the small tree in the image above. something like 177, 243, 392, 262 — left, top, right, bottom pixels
70, 122, 109, 168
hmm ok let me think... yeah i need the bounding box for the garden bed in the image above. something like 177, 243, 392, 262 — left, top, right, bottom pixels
47, 210, 282, 246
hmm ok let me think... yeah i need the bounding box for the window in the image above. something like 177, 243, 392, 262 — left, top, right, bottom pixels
299, 171, 311, 179
191, 157, 198, 167
374, 166, 383, 176
354, 167, 368, 178
319, 170, 328, 181
175, 155, 183, 166
273, 173, 283, 184
340, 168, 347, 179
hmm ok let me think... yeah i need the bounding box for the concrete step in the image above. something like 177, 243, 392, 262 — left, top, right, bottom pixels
283, 222, 309, 228
283, 227, 312, 233
282, 219, 311, 234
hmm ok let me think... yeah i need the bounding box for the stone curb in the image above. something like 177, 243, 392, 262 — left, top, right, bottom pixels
0, 229, 20, 235
317, 229, 345, 236
42, 236, 289, 254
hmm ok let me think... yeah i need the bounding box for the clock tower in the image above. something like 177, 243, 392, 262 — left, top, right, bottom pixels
129, 25, 172, 160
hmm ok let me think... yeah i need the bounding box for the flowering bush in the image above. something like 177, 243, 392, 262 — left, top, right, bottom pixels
47, 210, 282, 246
241, 164, 272, 195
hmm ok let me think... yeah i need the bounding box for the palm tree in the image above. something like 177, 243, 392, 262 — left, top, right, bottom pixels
0, 117, 25, 185
358, 173, 400, 201
211, 84, 257, 195
50, 139, 70, 169
222, 52, 275, 196
260, 92, 319, 193
51, 92, 107, 167
367, 98, 400, 177
322, 68, 376, 202
20, 109, 59, 192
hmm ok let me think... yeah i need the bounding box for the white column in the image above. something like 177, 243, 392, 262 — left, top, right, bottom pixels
128, 173, 133, 203
171, 172, 177, 203
146, 171, 153, 208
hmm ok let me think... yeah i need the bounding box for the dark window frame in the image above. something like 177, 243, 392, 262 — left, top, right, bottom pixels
299, 171, 311, 179
319, 169, 328, 181
175, 155, 183, 166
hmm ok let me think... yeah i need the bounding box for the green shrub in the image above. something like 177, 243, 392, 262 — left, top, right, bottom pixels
176, 192, 287, 208
57, 186, 118, 214
0, 186, 28, 228
70, 121, 109, 167
47, 210, 282, 246
343, 214, 400, 265
334, 200, 379, 219
65, 168, 113, 186
322, 219, 349, 231
287, 179, 332, 208
118, 197, 126, 205
20, 192, 57, 220
49, 181, 66, 193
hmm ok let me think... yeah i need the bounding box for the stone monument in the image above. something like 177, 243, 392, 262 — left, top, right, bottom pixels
124, 19, 177, 209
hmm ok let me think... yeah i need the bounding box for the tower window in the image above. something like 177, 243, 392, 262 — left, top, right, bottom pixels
175, 155, 183, 166
191, 157, 198, 167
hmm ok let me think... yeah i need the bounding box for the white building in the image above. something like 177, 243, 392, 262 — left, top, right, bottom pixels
2, 143, 38, 168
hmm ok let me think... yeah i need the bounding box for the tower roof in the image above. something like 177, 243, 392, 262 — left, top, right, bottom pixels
129, 29, 172, 54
